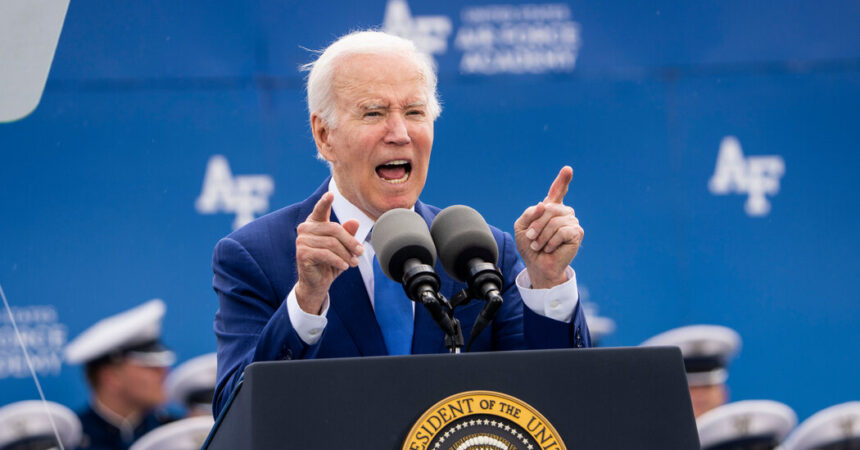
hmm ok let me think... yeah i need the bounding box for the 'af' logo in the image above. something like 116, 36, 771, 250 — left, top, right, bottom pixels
382, 0, 452, 57
708, 136, 785, 217
195, 155, 274, 230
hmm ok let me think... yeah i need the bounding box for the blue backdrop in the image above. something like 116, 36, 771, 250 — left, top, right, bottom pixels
1, 0, 858, 421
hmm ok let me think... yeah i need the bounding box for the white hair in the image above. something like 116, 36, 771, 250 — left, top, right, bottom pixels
301, 30, 442, 132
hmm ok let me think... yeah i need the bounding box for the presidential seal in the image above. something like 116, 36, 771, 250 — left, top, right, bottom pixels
403, 390, 566, 450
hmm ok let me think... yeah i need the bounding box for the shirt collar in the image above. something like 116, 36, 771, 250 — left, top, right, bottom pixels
328, 178, 415, 244
91, 397, 141, 438
329, 178, 375, 244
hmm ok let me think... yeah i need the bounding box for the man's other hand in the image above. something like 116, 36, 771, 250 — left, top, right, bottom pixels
294, 192, 363, 314
514, 166, 584, 289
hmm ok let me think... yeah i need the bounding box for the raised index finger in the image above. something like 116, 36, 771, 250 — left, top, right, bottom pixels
544, 165, 573, 204
308, 192, 333, 222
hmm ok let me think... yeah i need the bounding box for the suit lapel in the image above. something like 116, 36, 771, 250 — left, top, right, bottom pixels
329, 266, 387, 356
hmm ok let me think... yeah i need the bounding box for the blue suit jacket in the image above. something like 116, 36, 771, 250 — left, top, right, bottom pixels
211, 179, 591, 416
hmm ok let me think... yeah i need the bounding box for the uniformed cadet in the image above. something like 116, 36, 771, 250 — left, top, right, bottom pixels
165, 353, 217, 418
128, 416, 214, 450
780, 402, 860, 450
64, 299, 177, 450
697, 400, 796, 450
581, 301, 615, 347
641, 324, 742, 417
0, 400, 81, 450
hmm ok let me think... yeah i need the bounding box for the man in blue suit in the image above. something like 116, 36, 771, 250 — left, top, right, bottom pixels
212, 30, 590, 417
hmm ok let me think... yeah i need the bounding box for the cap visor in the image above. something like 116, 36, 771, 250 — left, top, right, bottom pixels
126, 349, 176, 367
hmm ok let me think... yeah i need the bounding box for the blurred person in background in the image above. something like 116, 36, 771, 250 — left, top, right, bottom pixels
696, 400, 796, 450
781, 402, 860, 450
165, 353, 217, 418
64, 299, 177, 450
641, 324, 741, 418
0, 400, 81, 450
128, 416, 214, 450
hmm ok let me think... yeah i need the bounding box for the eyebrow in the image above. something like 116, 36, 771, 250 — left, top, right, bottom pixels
360, 102, 386, 110
358, 101, 426, 110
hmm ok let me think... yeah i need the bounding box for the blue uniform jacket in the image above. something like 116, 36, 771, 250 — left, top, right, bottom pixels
77, 406, 170, 450
211, 178, 591, 417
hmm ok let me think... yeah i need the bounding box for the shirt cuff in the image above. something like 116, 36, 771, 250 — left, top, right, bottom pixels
286, 287, 330, 345
516, 266, 578, 323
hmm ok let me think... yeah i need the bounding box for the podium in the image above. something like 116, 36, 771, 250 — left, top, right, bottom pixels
204, 347, 700, 449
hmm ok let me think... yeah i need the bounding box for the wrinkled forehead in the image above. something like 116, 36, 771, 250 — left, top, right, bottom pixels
331, 52, 428, 103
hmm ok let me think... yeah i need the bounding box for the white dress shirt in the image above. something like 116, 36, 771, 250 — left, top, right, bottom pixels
286, 179, 580, 345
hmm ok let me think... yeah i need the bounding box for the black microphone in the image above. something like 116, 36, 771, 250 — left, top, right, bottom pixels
371, 208, 457, 338
430, 205, 505, 350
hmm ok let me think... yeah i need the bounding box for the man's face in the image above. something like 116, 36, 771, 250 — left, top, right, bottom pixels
690, 384, 727, 418
314, 52, 434, 220
114, 361, 168, 410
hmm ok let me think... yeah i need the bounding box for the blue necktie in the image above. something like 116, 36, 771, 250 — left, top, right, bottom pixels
372, 254, 413, 355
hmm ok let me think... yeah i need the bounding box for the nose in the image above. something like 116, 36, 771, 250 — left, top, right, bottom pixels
384, 112, 411, 146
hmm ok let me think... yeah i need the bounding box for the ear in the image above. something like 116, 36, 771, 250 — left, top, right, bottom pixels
311, 113, 335, 162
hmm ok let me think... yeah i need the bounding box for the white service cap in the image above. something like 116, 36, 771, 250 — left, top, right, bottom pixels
780, 401, 860, 450
64, 298, 175, 367
129, 416, 214, 450
165, 353, 218, 410
697, 400, 797, 449
641, 324, 742, 387
0, 400, 82, 450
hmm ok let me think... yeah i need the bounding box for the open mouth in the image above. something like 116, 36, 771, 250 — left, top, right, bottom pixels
375, 159, 412, 184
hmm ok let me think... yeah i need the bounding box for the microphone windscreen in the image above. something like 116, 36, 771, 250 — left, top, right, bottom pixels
371, 208, 436, 282
430, 205, 498, 283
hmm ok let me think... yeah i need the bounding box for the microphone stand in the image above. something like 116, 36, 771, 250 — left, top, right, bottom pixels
415, 290, 463, 354
450, 261, 505, 352
402, 261, 464, 354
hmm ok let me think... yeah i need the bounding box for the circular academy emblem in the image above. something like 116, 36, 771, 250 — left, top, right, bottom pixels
403, 390, 566, 450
